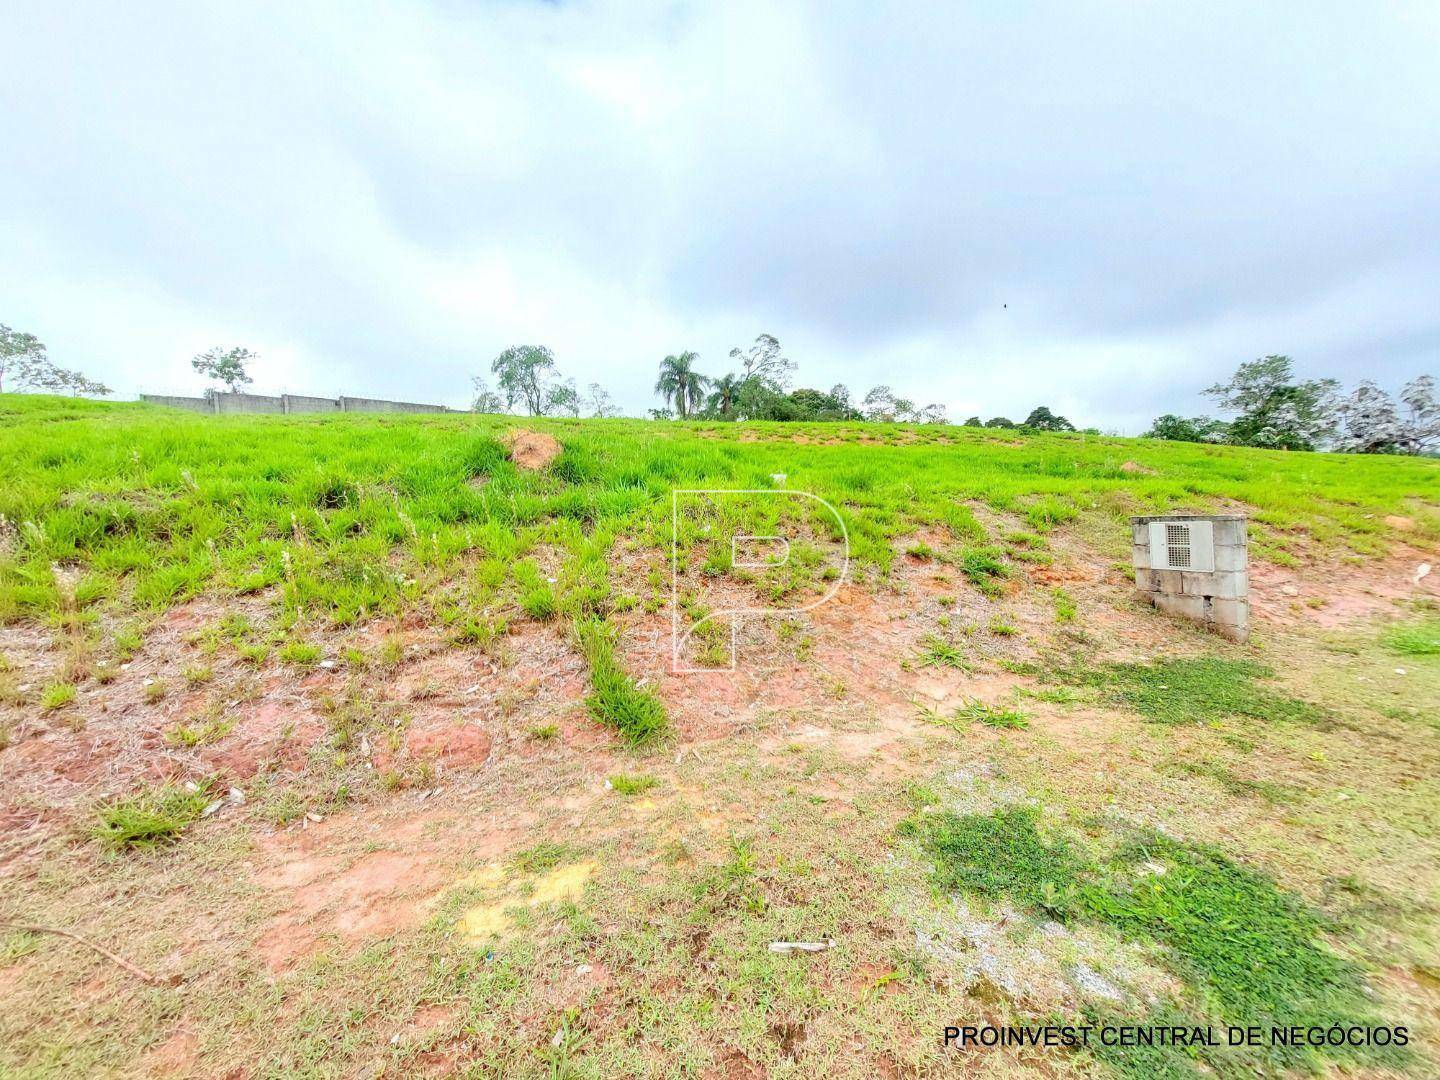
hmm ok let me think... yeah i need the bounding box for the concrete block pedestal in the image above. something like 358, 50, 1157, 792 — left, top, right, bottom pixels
1131, 513, 1249, 643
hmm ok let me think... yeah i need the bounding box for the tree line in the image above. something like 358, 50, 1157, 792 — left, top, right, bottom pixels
1146, 355, 1438, 455
6, 319, 1434, 455
478, 334, 1084, 429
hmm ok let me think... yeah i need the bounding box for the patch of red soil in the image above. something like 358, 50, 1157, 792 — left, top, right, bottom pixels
401, 724, 494, 768
503, 429, 562, 470
255, 847, 445, 971
199, 701, 325, 780
1249, 548, 1440, 627
139, 1028, 200, 1076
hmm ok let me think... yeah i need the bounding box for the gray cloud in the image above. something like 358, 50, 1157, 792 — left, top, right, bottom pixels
2, 0, 1436, 430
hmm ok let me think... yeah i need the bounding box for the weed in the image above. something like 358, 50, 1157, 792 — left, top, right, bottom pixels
164, 704, 235, 747
238, 643, 269, 666
143, 679, 167, 703
608, 773, 658, 796
955, 545, 1010, 597
511, 841, 576, 874
1052, 587, 1077, 623
573, 617, 667, 745
987, 616, 1018, 637
914, 634, 968, 669
520, 585, 558, 621
529, 723, 559, 741
952, 700, 1030, 728
92, 782, 212, 850
40, 682, 76, 710
278, 640, 322, 666
183, 664, 214, 687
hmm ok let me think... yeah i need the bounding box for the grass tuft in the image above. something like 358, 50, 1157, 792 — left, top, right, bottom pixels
91, 782, 212, 850
574, 617, 667, 745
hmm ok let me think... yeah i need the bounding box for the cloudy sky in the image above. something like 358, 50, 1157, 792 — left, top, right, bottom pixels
3, 1, 1437, 430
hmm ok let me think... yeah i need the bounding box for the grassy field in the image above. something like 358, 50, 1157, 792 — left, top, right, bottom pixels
1, 393, 1438, 1078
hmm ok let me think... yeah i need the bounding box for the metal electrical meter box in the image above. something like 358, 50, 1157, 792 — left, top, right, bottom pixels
1147, 519, 1214, 572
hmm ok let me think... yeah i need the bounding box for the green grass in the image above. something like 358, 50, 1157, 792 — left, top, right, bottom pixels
914, 634, 968, 669
950, 699, 1030, 729
277, 640, 322, 666
1057, 658, 1321, 726
510, 841, 578, 874
1380, 617, 1440, 656
3, 394, 1432, 641
91, 782, 213, 850
607, 773, 659, 795
902, 806, 1399, 1075
574, 617, 667, 745
40, 681, 76, 710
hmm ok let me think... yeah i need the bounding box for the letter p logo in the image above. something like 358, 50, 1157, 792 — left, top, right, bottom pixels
671, 488, 850, 672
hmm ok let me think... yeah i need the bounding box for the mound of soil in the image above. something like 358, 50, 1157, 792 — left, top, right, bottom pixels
503, 430, 562, 470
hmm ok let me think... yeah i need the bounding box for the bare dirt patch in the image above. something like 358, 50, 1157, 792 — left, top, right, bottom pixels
1250, 546, 1440, 627
502, 429, 562, 470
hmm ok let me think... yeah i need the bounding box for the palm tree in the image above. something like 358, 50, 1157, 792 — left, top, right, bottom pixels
706, 373, 742, 420
655, 352, 707, 419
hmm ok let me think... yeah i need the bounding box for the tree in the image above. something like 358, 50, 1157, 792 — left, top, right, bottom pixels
705, 373, 743, 420
1335, 376, 1440, 455
963, 416, 983, 427
0, 323, 48, 393
56, 369, 112, 397
192, 346, 256, 393
984, 417, 1016, 428
1023, 406, 1075, 431
585, 383, 620, 418
784, 387, 863, 421
1145, 414, 1229, 443
654, 351, 707, 419
1399, 375, 1440, 454
1205, 355, 1338, 451
916, 403, 948, 424
729, 334, 795, 389
491, 345, 557, 416
545, 377, 581, 417
862, 385, 898, 422
471, 377, 504, 413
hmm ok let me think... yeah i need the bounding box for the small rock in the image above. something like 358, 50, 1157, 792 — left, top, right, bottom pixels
1414, 563, 1431, 585
1395, 668, 1407, 676
1280, 584, 1299, 597
318, 660, 336, 670
306, 812, 323, 823
575, 964, 593, 976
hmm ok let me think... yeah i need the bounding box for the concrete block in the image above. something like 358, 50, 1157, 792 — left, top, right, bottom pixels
1150, 568, 1186, 594
1154, 593, 1209, 622
1179, 571, 1247, 599
1212, 518, 1248, 546
1133, 543, 1151, 571
1210, 597, 1248, 625
283, 394, 341, 413
1213, 544, 1248, 572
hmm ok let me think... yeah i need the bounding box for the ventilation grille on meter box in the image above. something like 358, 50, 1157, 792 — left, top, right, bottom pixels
1165, 523, 1192, 568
